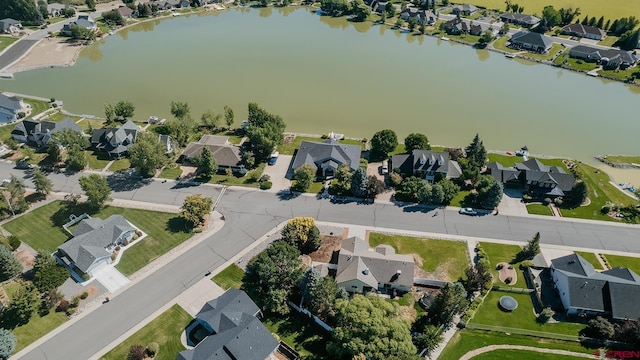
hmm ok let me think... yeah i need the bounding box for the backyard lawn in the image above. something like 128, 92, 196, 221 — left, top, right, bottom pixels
2, 201, 70, 253
574, 251, 603, 270
439, 328, 596, 360
479, 242, 526, 287
526, 204, 552, 216
470, 349, 588, 360
24, 99, 52, 116
100, 304, 192, 360
492, 36, 520, 53
487, 154, 567, 170
470, 290, 585, 337
369, 233, 469, 281
598, 67, 640, 82
212, 264, 244, 290
603, 155, 640, 165
602, 254, 640, 275
262, 311, 330, 359
43, 112, 82, 123
277, 136, 363, 155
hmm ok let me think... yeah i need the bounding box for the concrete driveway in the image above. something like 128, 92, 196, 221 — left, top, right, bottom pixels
92, 265, 130, 293
367, 161, 393, 202
262, 154, 293, 192
498, 188, 528, 216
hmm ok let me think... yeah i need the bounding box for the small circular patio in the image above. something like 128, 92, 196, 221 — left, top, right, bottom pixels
499, 295, 518, 312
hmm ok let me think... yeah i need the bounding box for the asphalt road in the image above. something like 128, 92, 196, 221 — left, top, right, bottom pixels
5, 162, 640, 360
0, 40, 40, 71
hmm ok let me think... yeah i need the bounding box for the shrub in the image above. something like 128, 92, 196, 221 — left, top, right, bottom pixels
389, 172, 402, 187
71, 296, 80, 308
128, 344, 146, 360
52, 103, 58, 108
50, 98, 56, 103
520, 260, 534, 269
65, 308, 75, 316
56, 299, 70, 312
259, 174, 271, 182
601, 204, 612, 214
496, 264, 503, 270
522, 194, 532, 202
248, 169, 261, 182
194, 228, 203, 233
115, 246, 121, 251
80, 292, 88, 299
542, 197, 552, 205
260, 181, 272, 190
81, 273, 90, 281
111, 253, 117, 261
18, 112, 26, 118
8, 235, 21, 251
505, 277, 513, 284
554, 198, 563, 206
537, 307, 554, 323
122, 239, 130, 246
135, 229, 142, 237
146, 342, 159, 358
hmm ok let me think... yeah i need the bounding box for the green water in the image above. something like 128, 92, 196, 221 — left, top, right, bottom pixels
1, 7, 639, 169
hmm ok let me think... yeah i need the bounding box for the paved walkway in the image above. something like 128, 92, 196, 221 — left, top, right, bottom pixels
459, 344, 594, 360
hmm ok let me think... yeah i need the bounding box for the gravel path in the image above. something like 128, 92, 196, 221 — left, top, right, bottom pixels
459, 344, 595, 360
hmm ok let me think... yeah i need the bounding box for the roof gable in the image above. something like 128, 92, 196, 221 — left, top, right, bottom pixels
292, 139, 361, 171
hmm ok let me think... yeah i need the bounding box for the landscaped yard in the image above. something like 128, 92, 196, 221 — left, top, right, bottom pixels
470, 290, 585, 337
159, 164, 182, 179
439, 328, 596, 360
479, 242, 526, 287
598, 36, 619, 47
212, 264, 244, 290
574, 251, 602, 270
262, 311, 330, 359
598, 67, 640, 82
85, 150, 111, 170
100, 304, 192, 360
526, 203, 552, 216
553, 50, 598, 71
278, 136, 363, 155
524, 43, 564, 61
487, 153, 567, 170
2, 202, 71, 253
0, 36, 19, 52
43, 112, 82, 123
76, 118, 105, 131
492, 36, 519, 53
369, 233, 469, 281
203, 163, 265, 188
24, 98, 52, 116
449, 189, 471, 207
108, 158, 131, 172
602, 254, 640, 275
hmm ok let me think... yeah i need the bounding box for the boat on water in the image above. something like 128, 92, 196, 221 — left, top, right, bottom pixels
0, 73, 14, 79
505, 53, 516, 58
440, 36, 449, 41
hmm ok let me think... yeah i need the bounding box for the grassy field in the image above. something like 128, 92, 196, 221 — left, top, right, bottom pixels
598, 36, 619, 47
0, 36, 19, 52
603, 155, 640, 165
212, 264, 244, 290
24, 99, 52, 116
278, 136, 364, 155
479, 242, 526, 287
466, 348, 589, 360
526, 203, 552, 216
158, 165, 182, 179
575, 251, 602, 270
602, 254, 640, 274
76, 118, 105, 131
492, 36, 520, 53
471, 290, 585, 336
101, 305, 192, 360
487, 153, 566, 170
262, 311, 330, 359
439, 329, 595, 360
369, 233, 469, 281
2, 201, 70, 253
460, 0, 635, 20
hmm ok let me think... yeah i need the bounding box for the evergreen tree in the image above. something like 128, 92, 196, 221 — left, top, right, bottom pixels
521, 232, 541, 259
33, 169, 53, 197
196, 146, 218, 177
0, 328, 17, 360
0, 246, 22, 281
350, 168, 368, 197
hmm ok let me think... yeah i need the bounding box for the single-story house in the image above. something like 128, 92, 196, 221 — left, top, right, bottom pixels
117, 6, 135, 19
0, 18, 22, 34
176, 289, 280, 360
56, 215, 136, 276
181, 135, 245, 174
499, 13, 540, 27
61, 15, 97, 36
91, 120, 140, 157
551, 253, 640, 321
11, 117, 83, 147
335, 236, 414, 294
487, 158, 574, 197
391, 149, 462, 182
451, 4, 478, 16
443, 18, 485, 35
399, 8, 436, 25
509, 31, 553, 53
569, 45, 637, 69
291, 139, 362, 179
0, 94, 28, 124
561, 24, 606, 41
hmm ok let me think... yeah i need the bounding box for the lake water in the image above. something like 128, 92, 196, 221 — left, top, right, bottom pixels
2, 7, 640, 182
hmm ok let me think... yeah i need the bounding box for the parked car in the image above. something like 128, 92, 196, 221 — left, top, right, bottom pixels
15, 161, 33, 170
381, 160, 389, 175
268, 151, 279, 165
459, 207, 478, 216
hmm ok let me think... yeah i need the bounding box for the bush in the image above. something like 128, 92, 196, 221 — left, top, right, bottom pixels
601, 204, 612, 214
522, 194, 532, 202
259, 174, 270, 182
50, 98, 56, 103
135, 229, 142, 237
554, 198, 563, 206
542, 197, 552, 205
146, 342, 159, 358
496, 263, 503, 270
52, 103, 58, 108
56, 299, 70, 312
71, 296, 80, 308
389, 172, 402, 187
18, 112, 26, 118
193, 228, 203, 233
8, 235, 21, 251
505, 277, 513, 284
81, 273, 90, 281
520, 260, 534, 269
80, 292, 88, 299
128, 344, 146, 360
537, 307, 554, 323
260, 181, 272, 190
248, 169, 261, 182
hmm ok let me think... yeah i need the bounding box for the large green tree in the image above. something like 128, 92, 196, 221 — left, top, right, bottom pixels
0, 0, 42, 25
245, 103, 286, 160
223, 105, 234, 129
371, 129, 398, 158
330, 164, 352, 195
350, 167, 368, 197
299, 268, 345, 320
566, 181, 587, 206
129, 132, 167, 178
292, 164, 315, 192
0, 328, 17, 360
79, 174, 112, 209
404, 133, 430, 153
200, 109, 221, 131
243, 241, 303, 315
463, 261, 492, 293
32, 253, 69, 294
33, 169, 53, 197
52, 128, 89, 150
425, 282, 468, 327
5, 283, 38, 326
5, 175, 28, 215
102, 9, 126, 26
541, 5, 561, 27
66, 147, 88, 171
195, 146, 218, 177
465, 133, 487, 170
180, 194, 213, 228
350, 0, 371, 21
113, 100, 135, 121
167, 101, 197, 147
327, 294, 417, 360
281, 217, 322, 254
69, 24, 97, 41
0, 246, 22, 282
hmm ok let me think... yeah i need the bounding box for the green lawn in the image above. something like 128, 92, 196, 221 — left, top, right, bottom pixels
262, 311, 330, 359
449, 190, 471, 207
559, 163, 638, 222
603, 155, 640, 165
470, 290, 585, 337
306, 181, 325, 194
575, 251, 602, 270
24, 98, 52, 117
526, 204, 552, 216
524, 43, 563, 61
487, 154, 567, 170
0, 123, 13, 142
369, 233, 469, 281
598, 67, 640, 82
439, 329, 596, 360
2, 201, 70, 253
466, 349, 589, 360
479, 242, 526, 287
278, 136, 364, 155
77, 118, 105, 131
11, 308, 68, 353
492, 36, 520, 53
598, 36, 619, 47
212, 264, 244, 290
446, 32, 482, 45
601, 254, 640, 275
203, 163, 265, 188
460, 0, 634, 20
0, 36, 19, 52
43, 112, 81, 123
553, 51, 599, 71
100, 304, 192, 360
108, 158, 131, 172
159, 165, 182, 179
85, 150, 111, 170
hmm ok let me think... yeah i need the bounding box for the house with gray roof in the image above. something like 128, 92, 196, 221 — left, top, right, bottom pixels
569, 45, 637, 69
291, 139, 362, 179
12, 117, 83, 147
56, 215, 136, 275
400, 8, 436, 25
181, 135, 245, 174
61, 15, 97, 36
117, 6, 134, 19
561, 24, 606, 40
177, 289, 280, 360
487, 158, 574, 197
91, 120, 140, 157
551, 253, 640, 321
391, 149, 462, 182
335, 236, 414, 294
499, 13, 540, 27
0, 18, 22, 34
509, 31, 553, 53
443, 18, 486, 36
451, 4, 478, 16
0, 94, 28, 124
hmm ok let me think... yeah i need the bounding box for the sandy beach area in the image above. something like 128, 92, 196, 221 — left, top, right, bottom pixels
5, 37, 85, 73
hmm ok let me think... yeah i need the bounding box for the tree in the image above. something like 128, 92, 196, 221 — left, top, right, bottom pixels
407, 17, 418, 31
350, 0, 370, 22
223, 105, 234, 129
114, 100, 135, 121
66, 147, 88, 171
0, 0, 42, 26
331, 164, 352, 195
366, 175, 385, 199
439, 178, 460, 204
0, 246, 22, 282
243, 241, 303, 314
519, 232, 541, 260
4, 175, 28, 215
299, 268, 343, 320
465, 133, 487, 169
559, 7, 580, 25
583, 316, 615, 340
195, 146, 218, 178
477, 29, 494, 46
127, 345, 146, 360
79, 174, 112, 209
463, 260, 492, 293
0, 328, 17, 360
537, 307, 554, 323
47, 143, 62, 164
617, 29, 640, 51
371, 129, 398, 158
541, 5, 561, 27
33, 169, 53, 196
327, 294, 417, 360
102, 9, 126, 26
412, 325, 443, 356
180, 194, 213, 227
167, 101, 196, 147
137, 2, 151, 17
395, 17, 405, 29
129, 132, 167, 178
615, 319, 640, 347
404, 133, 430, 153
385, 3, 396, 17
38, 1, 48, 19
480, 179, 503, 209
245, 103, 286, 160
52, 128, 89, 150
85, 0, 96, 11
170, 101, 191, 120
68, 24, 97, 41
32, 253, 68, 294
293, 164, 315, 192
350, 168, 368, 197
426, 282, 468, 327
566, 181, 587, 206
200, 109, 222, 131
5, 283, 38, 326
241, 150, 255, 169
596, 16, 604, 29
104, 103, 116, 126
281, 217, 322, 254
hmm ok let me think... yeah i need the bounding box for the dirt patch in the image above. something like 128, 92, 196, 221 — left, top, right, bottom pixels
14, 249, 35, 270
413, 257, 457, 282
497, 262, 517, 285
308, 234, 343, 263
76, 286, 98, 303
6, 37, 84, 73
397, 303, 417, 322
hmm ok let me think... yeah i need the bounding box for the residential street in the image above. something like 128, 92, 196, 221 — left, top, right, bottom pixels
4, 161, 640, 360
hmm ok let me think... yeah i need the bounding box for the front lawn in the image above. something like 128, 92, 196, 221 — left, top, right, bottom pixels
601, 254, 640, 275
449, 190, 471, 207
306, 181, 325, 194
100, 304, 192, 360
0, 36, 19, 52
439, 329, 595, 360
212, 264, 244, 290
203, 163, 265, 188
574, 251, 602, 270
526, 203, 552, 216
2, 201, 70, 253
479, 242, 525, 287
262, 311, 330, 359
85, 150, 111, 170
369, 233, 469, 281
24, 98, 52, 116
470, 290, 585, 337
108, 158, 131, 172
598, 36, 618, 47
10, 307, 68, 353
159, 165, 182, 179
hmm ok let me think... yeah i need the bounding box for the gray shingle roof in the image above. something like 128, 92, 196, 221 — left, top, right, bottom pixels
291, 139, 361, 172
510, 31, 553, 49
391, 150, 461, 179
551, 253, 596, 277
0, 94, 23, 111
91, 123, 139, 156
569, 45, 637, 66
562, 24, 606, 38
500, 13, 540, 25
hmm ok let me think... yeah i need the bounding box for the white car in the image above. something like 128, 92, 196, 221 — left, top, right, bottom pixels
459, 207, 478, 216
